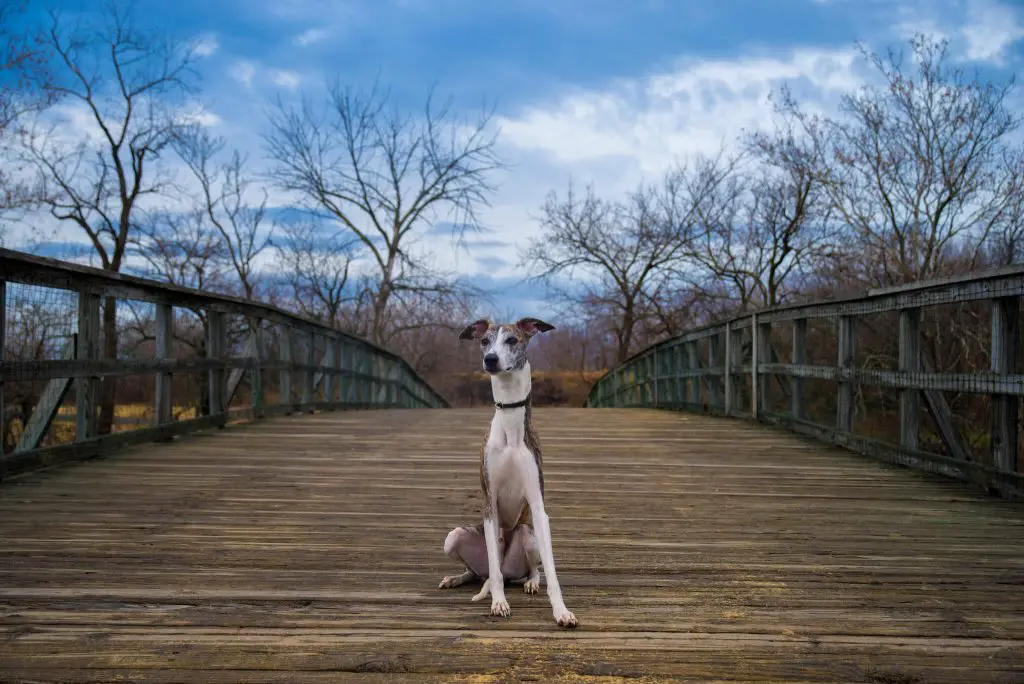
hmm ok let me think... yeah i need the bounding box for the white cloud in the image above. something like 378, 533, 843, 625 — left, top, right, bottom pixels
495, 48, 860, 177
176, 103, 222, 127
294, 27, 330, 46
270, 69, 302, 89
192, 34, 219, 57
229, 60, 257, 89
962, 0, 1024, 65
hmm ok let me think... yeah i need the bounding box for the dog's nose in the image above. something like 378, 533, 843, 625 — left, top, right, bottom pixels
483, 353, 499, 370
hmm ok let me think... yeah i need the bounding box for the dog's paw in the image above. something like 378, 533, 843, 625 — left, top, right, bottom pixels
554, 608, 578, 628
438, 575, 459, 589
471, 578, 490, 602
523, 577, 540, 594
490, 598, 511, 618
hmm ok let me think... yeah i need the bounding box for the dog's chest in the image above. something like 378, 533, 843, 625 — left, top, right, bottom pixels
488, 444, 533, 528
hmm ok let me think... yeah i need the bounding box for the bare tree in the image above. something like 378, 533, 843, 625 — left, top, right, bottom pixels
130, 209, 228, 292
274, 221, 359, 328
0, 0, 54, 222
264, 82, 502, 344
685, 122, 838, 313
781, 35, 1023, 286
523, 182, 691, 363
174, 125, 271, 299
19, 2, 200, 434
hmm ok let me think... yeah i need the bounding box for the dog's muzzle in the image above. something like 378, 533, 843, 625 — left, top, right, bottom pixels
483, 353, 500, 373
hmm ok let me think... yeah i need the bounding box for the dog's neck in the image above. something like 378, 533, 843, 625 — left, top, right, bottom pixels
490, 362, 531, 444
491, 361, 532, 405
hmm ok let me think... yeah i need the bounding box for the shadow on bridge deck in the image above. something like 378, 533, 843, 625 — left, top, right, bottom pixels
1, 408, 1023, 682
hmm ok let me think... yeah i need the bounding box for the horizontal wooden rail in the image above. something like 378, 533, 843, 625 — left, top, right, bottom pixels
0, 248, 448, 480
585, 264, 1024, 500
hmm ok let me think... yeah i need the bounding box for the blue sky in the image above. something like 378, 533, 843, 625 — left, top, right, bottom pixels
9, 0, 1024, 318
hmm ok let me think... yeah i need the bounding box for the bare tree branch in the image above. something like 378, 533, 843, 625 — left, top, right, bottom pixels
264, 81, 503, 344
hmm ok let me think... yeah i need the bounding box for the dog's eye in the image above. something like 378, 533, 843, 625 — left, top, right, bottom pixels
504, 338, 517, 346
480, 338, 490, 346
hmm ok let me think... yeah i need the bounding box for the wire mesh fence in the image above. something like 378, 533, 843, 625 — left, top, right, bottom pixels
0, 248, 449, 477
585, 266, 1024, 498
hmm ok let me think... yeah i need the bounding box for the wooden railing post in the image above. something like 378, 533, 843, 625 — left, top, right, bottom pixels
302, 330, 315, 411
207, 309, 225, 421
757, 319, 771, 415
331, 337, 344, 405
991, 296, 1020, 473
836, 315, 856, 433
279, 326, 292, 411
323, 336, 335, 408
75, 291, 101, 440
250, 320, 263, 418
708, 334, 722, 411
724, 322, 733, 415
750, 314, 759, 419
0, 281, 6, 463
155, 303, 173, 426
341, 341, 353, 405
686, 341, 698, 409
898, 308, 921, 450
791, 318, 806, 421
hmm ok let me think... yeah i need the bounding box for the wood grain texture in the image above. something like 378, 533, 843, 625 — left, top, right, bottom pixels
1, 408, 1023, 683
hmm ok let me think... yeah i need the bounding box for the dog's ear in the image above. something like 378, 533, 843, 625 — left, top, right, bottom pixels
458, 319, 491, 340
515, 317, 555, 336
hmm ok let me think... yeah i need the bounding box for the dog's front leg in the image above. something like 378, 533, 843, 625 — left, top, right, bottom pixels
528, 494, 577, 628
482, 515, 510, 617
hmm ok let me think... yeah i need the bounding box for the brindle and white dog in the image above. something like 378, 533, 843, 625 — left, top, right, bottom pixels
438, 317, 578, 628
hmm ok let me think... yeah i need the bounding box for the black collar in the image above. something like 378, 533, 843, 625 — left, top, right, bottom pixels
495, 393, 530, 410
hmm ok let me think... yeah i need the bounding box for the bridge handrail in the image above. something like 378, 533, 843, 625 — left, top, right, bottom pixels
584, 264, 1024, 499
0, 248, 449, 479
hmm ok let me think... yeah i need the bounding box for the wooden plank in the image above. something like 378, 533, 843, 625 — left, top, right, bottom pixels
760, 410, 1024, 499
899, 308, 921, 451
225, 330, 257, 407
14, 338, 76, 452
250, 323, 263, 417
836, 315, 856, 433
791, 318, 806, 421
155, 303, 173, 426
207, 310, 225, 418
2, 413, 228, 478
991, 296, 1021, 473
2, 408, 1024, 682
756, 362, 1024, 396
920, 353, 972, 463
75, 291, 100, 442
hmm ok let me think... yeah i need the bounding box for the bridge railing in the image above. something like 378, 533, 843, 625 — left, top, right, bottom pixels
0, 248, 448, 479
585, 266, 1024, 499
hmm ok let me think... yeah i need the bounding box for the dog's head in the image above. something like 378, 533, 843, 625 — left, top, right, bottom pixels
458, 317, 555, 374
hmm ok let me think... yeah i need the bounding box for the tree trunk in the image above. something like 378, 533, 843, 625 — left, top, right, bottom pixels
371, 281, 392, 346
96, 297, 118, 436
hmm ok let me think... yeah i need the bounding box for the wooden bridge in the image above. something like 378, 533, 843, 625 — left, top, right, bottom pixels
1, 249, 1024, 682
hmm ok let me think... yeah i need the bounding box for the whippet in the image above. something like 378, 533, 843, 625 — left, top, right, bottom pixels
438, 317, 578, 628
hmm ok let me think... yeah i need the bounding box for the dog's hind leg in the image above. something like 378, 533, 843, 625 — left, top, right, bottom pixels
438, 569, 476, 589
439, 525, 491, 589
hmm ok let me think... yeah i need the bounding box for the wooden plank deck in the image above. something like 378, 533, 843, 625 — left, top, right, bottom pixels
1, 408, 1023, 683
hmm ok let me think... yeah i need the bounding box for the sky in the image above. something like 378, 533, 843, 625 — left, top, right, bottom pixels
7, 0, 1024, 318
